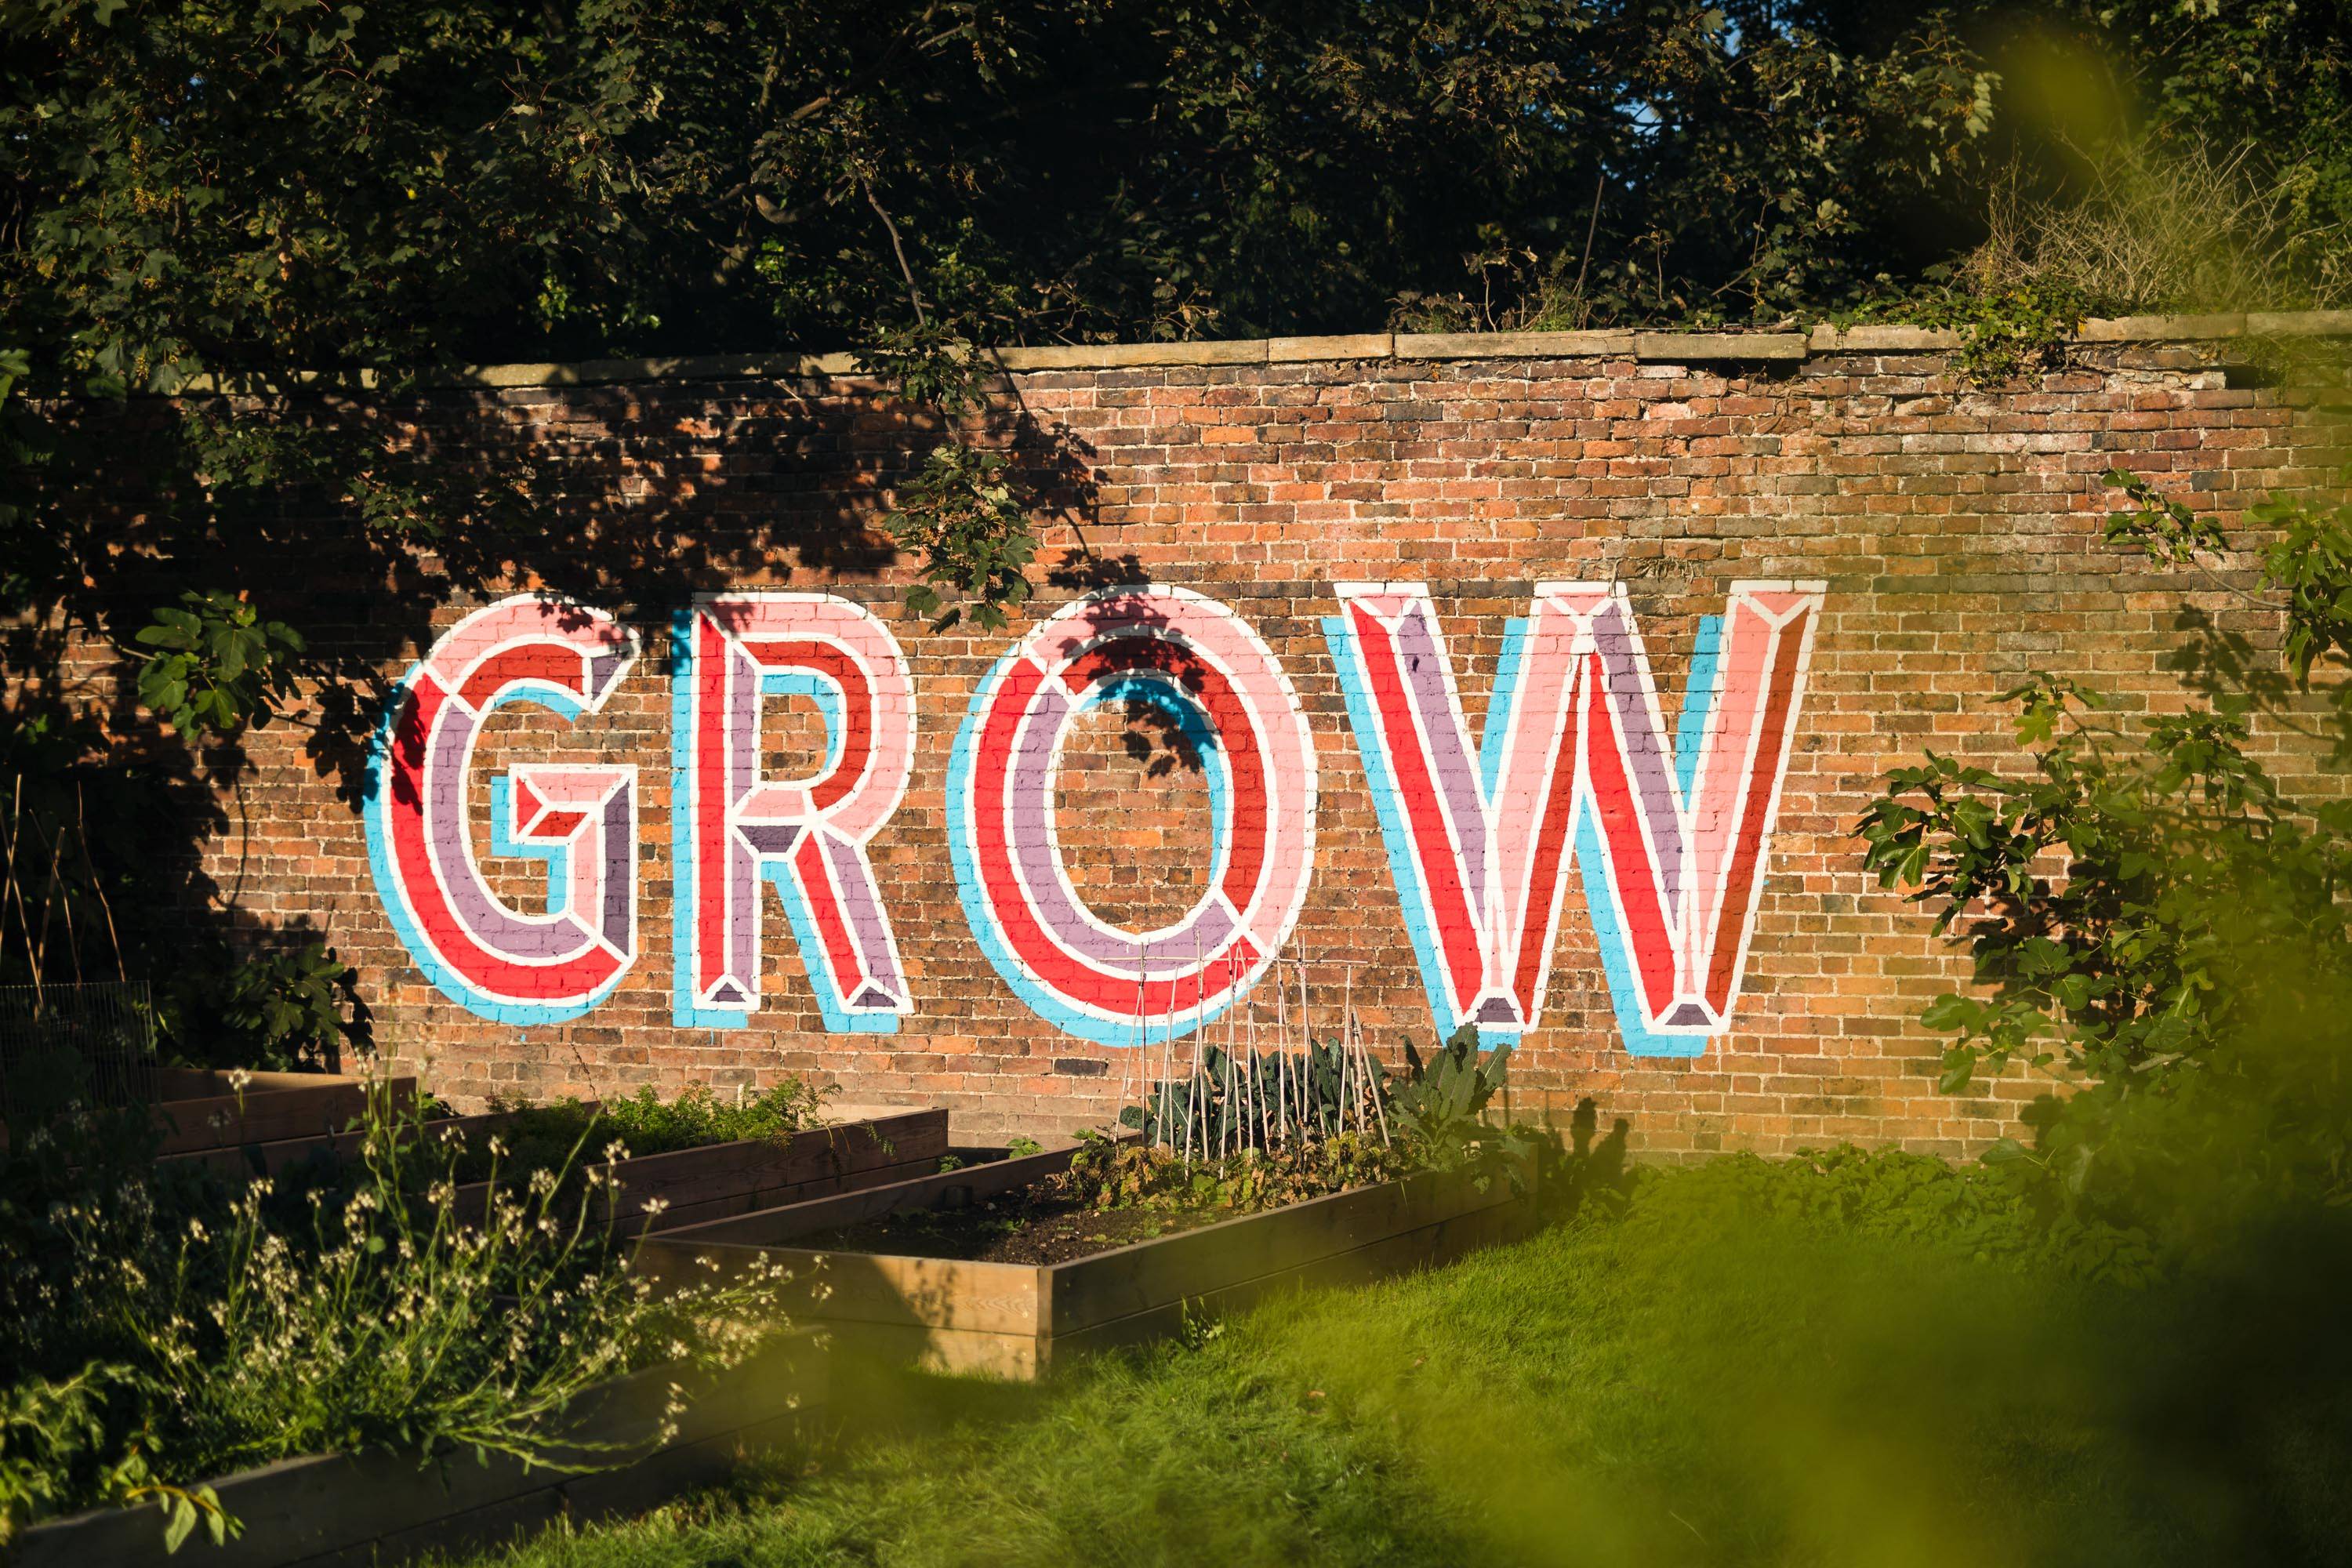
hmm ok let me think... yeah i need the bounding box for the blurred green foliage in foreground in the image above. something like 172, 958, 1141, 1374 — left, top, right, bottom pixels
437, 1120, 2352, 1568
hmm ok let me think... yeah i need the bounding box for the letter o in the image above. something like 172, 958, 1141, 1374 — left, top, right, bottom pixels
948, 586, 1318, 1046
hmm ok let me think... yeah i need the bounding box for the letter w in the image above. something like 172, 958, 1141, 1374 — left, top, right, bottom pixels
1323, 582, 1821, 1056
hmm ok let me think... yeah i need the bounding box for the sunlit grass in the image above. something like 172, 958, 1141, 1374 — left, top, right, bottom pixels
443, 1149, 2352, 1568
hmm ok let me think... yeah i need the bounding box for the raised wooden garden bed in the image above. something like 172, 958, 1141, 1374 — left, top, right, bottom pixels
10, 1332, 826, 1568
155, 1105, 519, 1185
151, 1069, 416, 1157
450, 1103, 949, 1237
635, 1143, 1538, 1378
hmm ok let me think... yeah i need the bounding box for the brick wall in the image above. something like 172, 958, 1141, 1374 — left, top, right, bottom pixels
184, 323, 2349, 1156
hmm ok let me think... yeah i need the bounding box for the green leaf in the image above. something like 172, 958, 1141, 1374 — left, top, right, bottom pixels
162, 1494, 197, 1553
1919, 994, 1973, 1032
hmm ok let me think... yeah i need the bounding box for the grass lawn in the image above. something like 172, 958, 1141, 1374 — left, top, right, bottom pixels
442, 1152, 2352, 1568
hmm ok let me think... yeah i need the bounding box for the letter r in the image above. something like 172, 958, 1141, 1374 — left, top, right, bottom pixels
671, 593, 916, 1032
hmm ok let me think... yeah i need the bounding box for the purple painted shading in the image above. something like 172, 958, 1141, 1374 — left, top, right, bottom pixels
1005, 678, 1236, 975
589, 646, 630, 698
724, 643, 760, 992
737, 822, 801, 856
429, 700, 583, 957
1592, 601, 1688, 918
1662, 1000, 1714, 1027
1474, 994, 1523, 1025
822, 830, 906, 1004
599, 788, 633, 949
1396, 604, 1490, 902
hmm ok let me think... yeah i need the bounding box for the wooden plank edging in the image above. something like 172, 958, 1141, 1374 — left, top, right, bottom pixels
450, 1105, 948, 1235
1044, 1188, 1535, 1367
634, 1155, 1537, 1377
152, 1074, 414, 1156
1045, 1167, 1524, 1334
647, 1138, 1083, 1247
154, 1106, 522, 1184
7, 1334, 825, 1568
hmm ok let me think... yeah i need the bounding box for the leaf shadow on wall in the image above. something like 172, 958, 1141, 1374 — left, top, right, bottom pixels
9, 369, 1096, 1054
2162, 603, 2352, 768
1033, 555, 1206, 779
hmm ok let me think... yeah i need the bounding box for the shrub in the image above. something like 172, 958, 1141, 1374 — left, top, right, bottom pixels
2, 1088, 791, 1546
1968, 136, 2352, 316
153, 938, 359, 1074
208, 941, 355, 1073
1857, 471, 2352, 1236
1614, 1145, 2160, 1287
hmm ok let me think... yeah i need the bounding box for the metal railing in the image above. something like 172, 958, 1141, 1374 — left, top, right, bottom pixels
0, 978, 159, 1127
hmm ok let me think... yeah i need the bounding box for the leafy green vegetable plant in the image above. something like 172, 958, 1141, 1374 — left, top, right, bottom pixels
1120, 1037, 1390, 1155
1094, 1023, 1547, 1216
1391, 1027, 1541, 1191
1061, 1129, 1405, 1218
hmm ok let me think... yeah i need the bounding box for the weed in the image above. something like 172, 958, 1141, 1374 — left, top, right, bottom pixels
0, 1087, 793, 1546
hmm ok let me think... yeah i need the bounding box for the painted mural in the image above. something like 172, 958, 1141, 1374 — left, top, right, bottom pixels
669, 593, 917, 1033
1324, 581, 1821, 1057
365, 582, 1820, 1054
946, 587, 1319, 1048
363, 597, 641, 1025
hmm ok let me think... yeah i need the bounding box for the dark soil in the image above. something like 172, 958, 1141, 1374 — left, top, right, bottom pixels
791, 1184, 1222, 1265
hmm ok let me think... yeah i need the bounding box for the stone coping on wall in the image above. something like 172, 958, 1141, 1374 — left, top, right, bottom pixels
170, 309, 2352, 397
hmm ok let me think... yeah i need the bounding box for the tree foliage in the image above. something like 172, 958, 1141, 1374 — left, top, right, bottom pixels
2, 0, 2349, 1006
8, 2, 2345, 380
